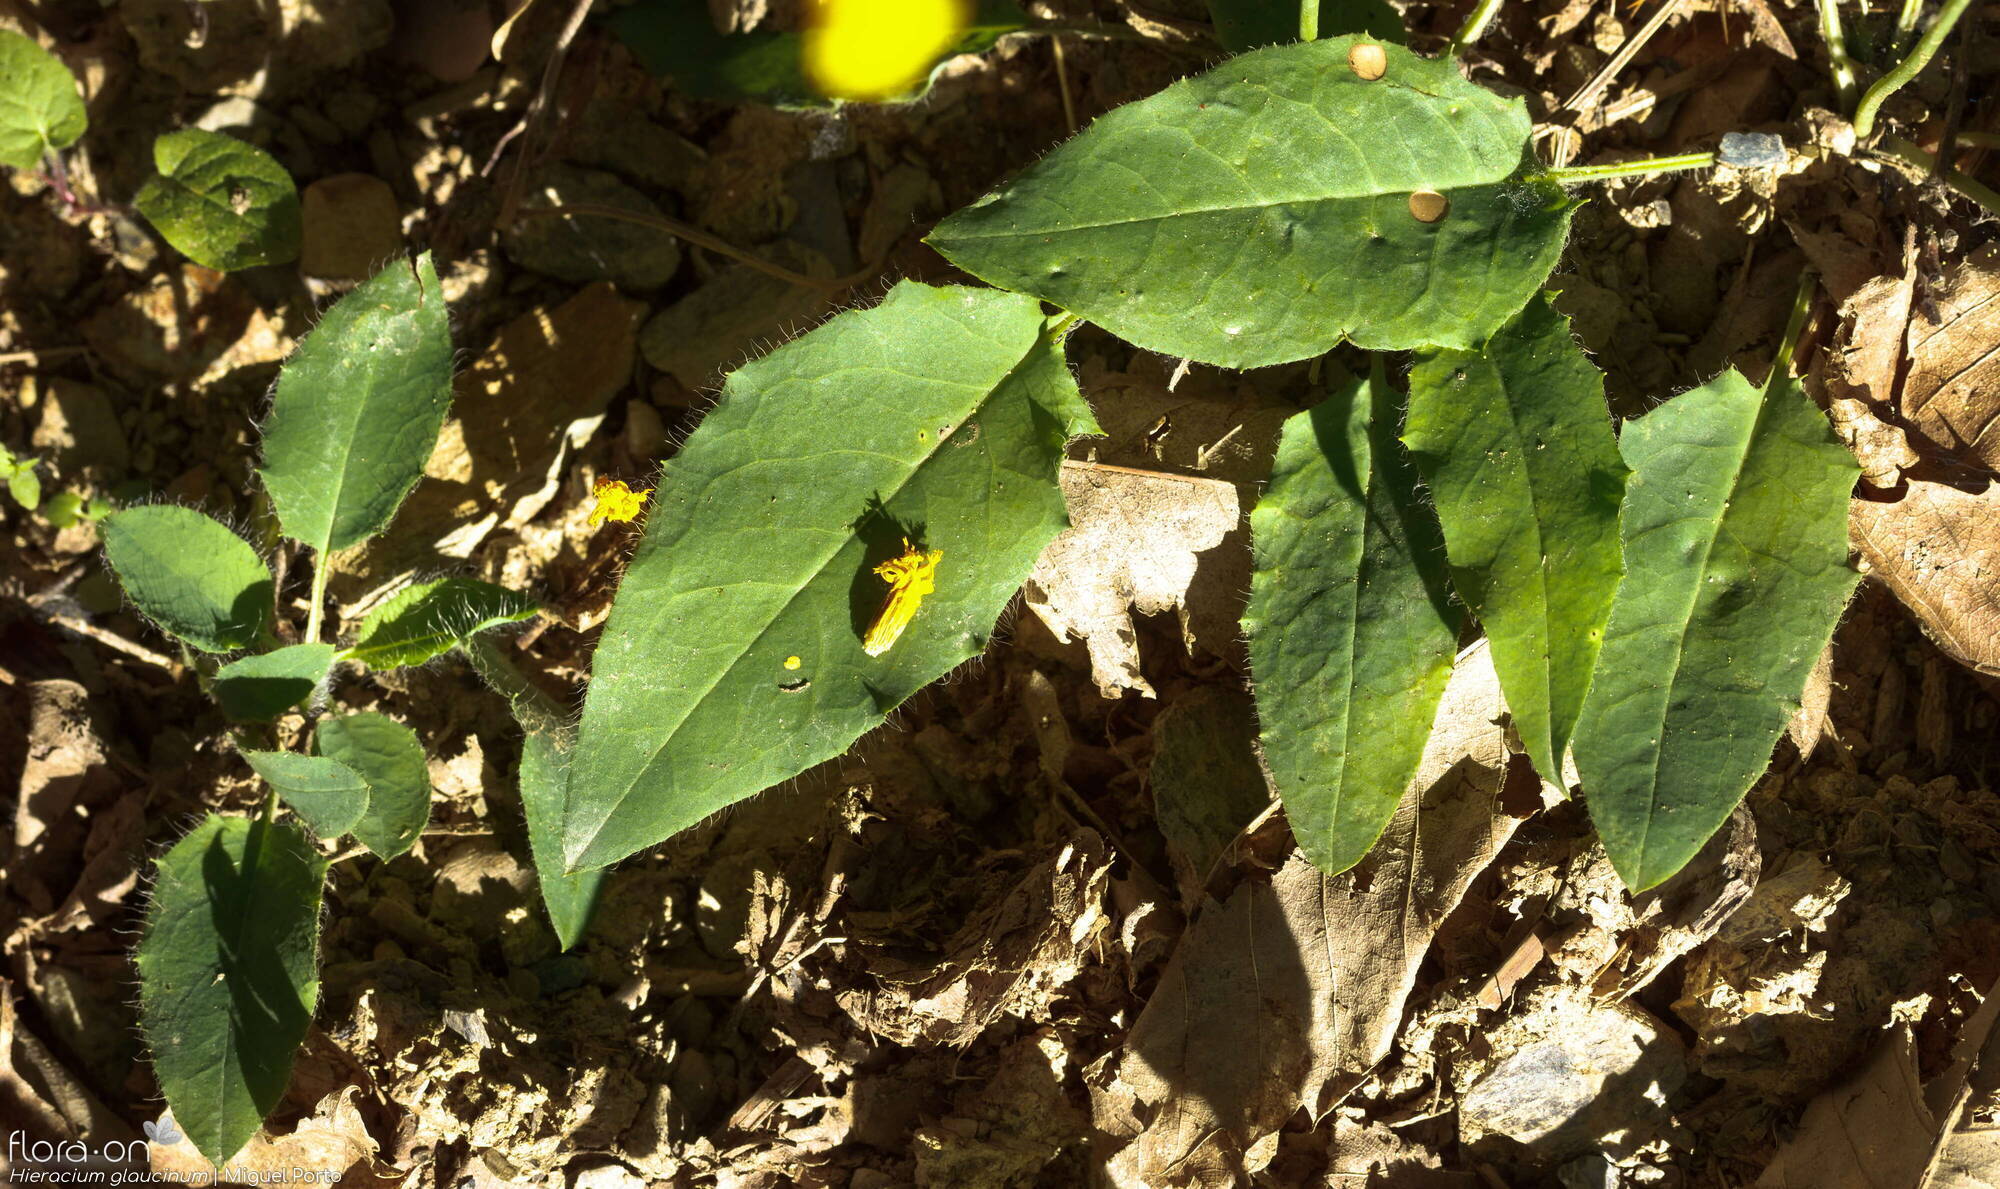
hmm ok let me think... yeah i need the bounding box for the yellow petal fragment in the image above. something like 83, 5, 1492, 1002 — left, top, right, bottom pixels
863, 537, 943, 656
589, 477, 652, 527
802, 0, 970, 102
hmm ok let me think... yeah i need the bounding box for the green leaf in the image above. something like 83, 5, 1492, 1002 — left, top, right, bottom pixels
1209, 0, 1404, 50
342, 577, 536, 670
242, 750, 368, 841
1404, 294, 1627, 784
567, 281, 1098, 871
42, 490, 83, 527
259, 254, 454, 556
133, 130, 302, 271
1245, 366, 1462, 875
101, 506, 273, 653
927, 36, 1571, 369
608, 0, 1027, 108
315, 712, 432, 858
1573, 368, 1860, 891
9, 465, 41, 510
214, 644, 336, 721
457, 637, 603, 949
522, 727, 600, 948
0, 30, 86, 171
136, 814, 324, 1168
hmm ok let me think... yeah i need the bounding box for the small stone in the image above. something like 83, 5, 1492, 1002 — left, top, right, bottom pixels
623, 398, 667, 461
1459, 984, 1686, 1158
502, 165, 683, 291
32, 379, 129, 477
1719, 131, 1787, 169
301, 173, 403, 282
569, 1164, 645, 1189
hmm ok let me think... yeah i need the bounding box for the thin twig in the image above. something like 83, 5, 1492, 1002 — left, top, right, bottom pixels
1561, 0, 1687, 115
43, 613, 180, 670
492, 0, 597, 230
1853, 0, 1974, 136
1051, 36, 1077, 135
516, 202, 881, 295
0, 346, 87, 367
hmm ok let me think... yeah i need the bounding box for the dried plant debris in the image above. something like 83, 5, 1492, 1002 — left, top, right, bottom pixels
1089, 643, 1521, 1186
1901, 249, 2000, 472
1023, 460, 1243, 698
1852, 481, 2000, 676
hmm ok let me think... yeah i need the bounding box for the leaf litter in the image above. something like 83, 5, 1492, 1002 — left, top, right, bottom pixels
5, 0, 2000, 1184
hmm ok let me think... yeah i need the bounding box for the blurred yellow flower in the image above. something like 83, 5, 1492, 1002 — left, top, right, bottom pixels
803, 0, 970, 102
589, 477, 653, 527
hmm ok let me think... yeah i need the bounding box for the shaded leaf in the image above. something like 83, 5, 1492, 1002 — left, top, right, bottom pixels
567, 281, 1098, 871
342, 577, 536, 670
520, 725, 599, 949
927, 36, 1572, 368
136, 814, 325, 1167
1208, 0, 1403, 50
214, 643, 336, 721
459, 636, 603, 951
0, 30, 86, 171
1405, 293, 1627, 783
316, 712, 431, 858
1245, 367, 1462, 875
241, 750, 368, 841
101, 506, 273, 653
1573, 368, 1859, 891
1096, 642, 1519, 1184
134, 130, 302, 271
259, 254, 455, 555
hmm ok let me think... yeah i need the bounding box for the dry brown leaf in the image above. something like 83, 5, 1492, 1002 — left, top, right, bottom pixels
1828, 249, 1919, 410
1089, 642, 1520, 1188
1852, 482, 2000, 675
833, 832, 1110, 1047
1023, 461, 1242, 698
1904, 249, 2000, 472
1757, 1026, 1935, 1188
1758, 974, 2000, 1189
1786, 643, 1836, 757
149, 1088, 380, 1181
1830, 397, 1922, 488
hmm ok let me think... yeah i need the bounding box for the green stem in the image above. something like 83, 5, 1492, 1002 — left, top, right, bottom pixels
1449, 0, 1505, 55
1816, 0, 1858, 109
1891, 0, 1925, 56
1853, 0, 1975, 137
1299, 0, 1319, 39
1875, 134, 2000, 217
1770, 274, 1816, 384
460, 636, 570, 741
303, 552, 332, 645
1539, 150, 1717, 184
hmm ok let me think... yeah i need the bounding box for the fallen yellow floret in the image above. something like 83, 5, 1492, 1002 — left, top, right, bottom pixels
863, 538, 942, 656
589, 477, 652, 527
802, 0, 970, 102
